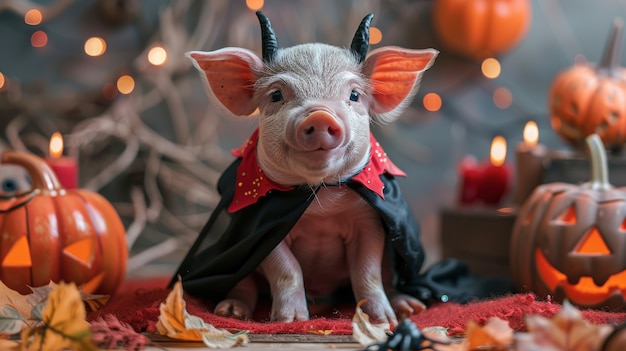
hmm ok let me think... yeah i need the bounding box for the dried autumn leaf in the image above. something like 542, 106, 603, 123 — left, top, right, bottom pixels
28, 282, 110, 312
0, 280, 110, 337
516, 300, 613, 351
156, 280, 248, 348
465, 317, 513, 350
0, 281, 32, 321
21, 281, 96, 351
306, 327, 333, 335
352, 299, 391, 346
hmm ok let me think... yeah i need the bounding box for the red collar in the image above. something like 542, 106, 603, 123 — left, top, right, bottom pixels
228, 129, 406, 213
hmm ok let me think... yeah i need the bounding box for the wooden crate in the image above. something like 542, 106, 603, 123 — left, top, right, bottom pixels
439, 207, 517, 278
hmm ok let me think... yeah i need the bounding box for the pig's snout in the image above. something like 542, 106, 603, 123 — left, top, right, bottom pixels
296, 111, 343, 151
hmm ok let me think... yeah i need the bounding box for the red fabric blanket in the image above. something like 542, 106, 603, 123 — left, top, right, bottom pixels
87, 277, 626, 336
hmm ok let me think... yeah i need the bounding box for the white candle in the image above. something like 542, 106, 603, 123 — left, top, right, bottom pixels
514, 121, 547, 206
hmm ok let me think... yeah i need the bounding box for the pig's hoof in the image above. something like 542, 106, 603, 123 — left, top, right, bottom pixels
390, 293, 426, 320
360, 297, 398, 326
270, 302, 309, 322
214, 299, 252, 320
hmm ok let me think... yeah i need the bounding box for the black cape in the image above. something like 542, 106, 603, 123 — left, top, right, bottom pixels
171, 159, 512, 304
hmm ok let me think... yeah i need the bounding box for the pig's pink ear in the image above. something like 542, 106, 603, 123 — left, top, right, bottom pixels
363, 47, 438, 123
187, 48, 264, 117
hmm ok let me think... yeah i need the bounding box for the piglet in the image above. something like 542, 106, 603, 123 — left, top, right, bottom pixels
181, 11, 437, 326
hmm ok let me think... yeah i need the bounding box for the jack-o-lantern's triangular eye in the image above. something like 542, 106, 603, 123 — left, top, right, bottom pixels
2, 236, 32, 267
63, 238, 95, 268
555, 205, 577, 224
574, 227, 611, 255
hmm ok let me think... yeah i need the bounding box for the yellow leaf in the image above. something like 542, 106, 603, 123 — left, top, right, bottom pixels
21, 281, 95, 351
351, 299, 391, 346
156, 280, 249, 348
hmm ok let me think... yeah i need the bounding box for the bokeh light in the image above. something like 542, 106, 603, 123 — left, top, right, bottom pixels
31, 30, 48, 48
481, 57, 501, 79
24, 9, 42, 25
0, 72, 5, 90
493, 87, 512, 109
84, 37, 107, 56
148, 46, 167, 66
369, 27, 382, 45
246, 0, 264, 10
117, 75, 135, 95
423, 93, 442, 112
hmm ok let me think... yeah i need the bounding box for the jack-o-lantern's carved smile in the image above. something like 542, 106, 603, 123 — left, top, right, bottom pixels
535, 246, 626, 306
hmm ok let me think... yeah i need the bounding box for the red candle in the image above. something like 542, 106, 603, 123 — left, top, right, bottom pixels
478, 136, 511, 206
46, 132, 78, 189
458, 155, 482, 205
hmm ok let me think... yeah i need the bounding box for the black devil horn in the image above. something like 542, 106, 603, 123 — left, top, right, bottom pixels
350, 13, 374, 64
256, 11, 279, 62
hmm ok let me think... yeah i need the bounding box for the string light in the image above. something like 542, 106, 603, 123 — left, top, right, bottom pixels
369, 27, 382, 45
246, 0, 264, 10
24, 9, 42, 25
148, 46, 167, 66
423, 92, 442, 112
84, 37, 106, 56
31, 30, 48, 47
117, 75, 135, 94
493, 87, 512, 109
481, 57, 501, 79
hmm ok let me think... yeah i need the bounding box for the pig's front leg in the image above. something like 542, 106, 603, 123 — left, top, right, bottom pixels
259, 241, 309, 322
381, 250, 426, 320
348, 228, 398, 326
214, 275, 258, 319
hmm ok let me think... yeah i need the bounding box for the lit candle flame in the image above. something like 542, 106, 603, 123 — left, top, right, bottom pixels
490, 136, 507, 167
523, 121, 539, 148
49, 132, 64, 159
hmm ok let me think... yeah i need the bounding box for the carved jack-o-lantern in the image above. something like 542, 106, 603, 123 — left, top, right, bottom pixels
432, 0, 532, 59
548, 20, 626, 150
511, 134, 626, 309
0, 151, 127, 295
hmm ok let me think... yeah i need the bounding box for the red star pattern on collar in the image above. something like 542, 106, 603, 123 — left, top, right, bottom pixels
228, 129, 406, 213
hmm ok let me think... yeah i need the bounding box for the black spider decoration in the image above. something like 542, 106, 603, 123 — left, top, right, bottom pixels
363, 318, 451, 351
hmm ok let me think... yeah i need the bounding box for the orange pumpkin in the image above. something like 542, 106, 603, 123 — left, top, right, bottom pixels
0, 150, 127, 295
548, 20, 626, 149
432, 0, 532, 59
510, 134, 626, 309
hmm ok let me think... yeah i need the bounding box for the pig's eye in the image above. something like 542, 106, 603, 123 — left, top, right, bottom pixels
270, 90, 283, 102
349, 90, 360, 102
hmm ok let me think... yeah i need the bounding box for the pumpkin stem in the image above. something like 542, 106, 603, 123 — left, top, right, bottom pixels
1, 150, 63, 191
584, 134, 612, 190
598, 18, 623, 78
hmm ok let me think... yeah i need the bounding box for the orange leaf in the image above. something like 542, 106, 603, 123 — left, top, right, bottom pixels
466, 317, 513, 350
156, 280, 249, 347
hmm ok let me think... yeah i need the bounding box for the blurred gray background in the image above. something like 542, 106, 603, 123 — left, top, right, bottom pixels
1, 0, 625, 277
